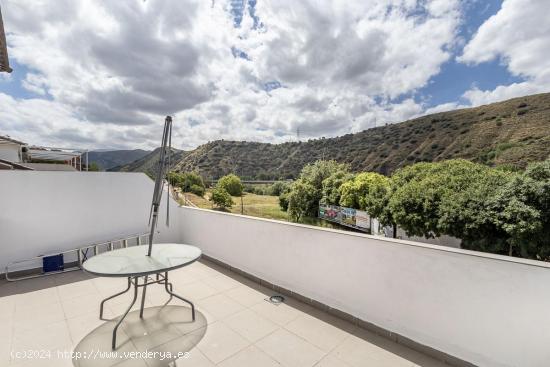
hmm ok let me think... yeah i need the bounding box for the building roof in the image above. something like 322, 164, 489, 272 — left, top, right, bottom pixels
28, 147, 84, 161
0, 134, 26, 145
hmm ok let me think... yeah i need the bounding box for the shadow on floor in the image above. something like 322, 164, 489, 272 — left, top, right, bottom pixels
73, 305, 207, 367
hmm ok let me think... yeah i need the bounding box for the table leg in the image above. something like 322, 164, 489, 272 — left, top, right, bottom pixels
163, 272, 195, 321
99, 277, 131, 320
112, 276, 138, 350
139, 276, 148, 318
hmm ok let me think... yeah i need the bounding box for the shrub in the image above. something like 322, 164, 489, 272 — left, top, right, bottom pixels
217, 174, 243, 196
169, 171, 205, 193
270, 181, 291, 196
190, 184, 205, 197
210, 187, 233, 209
279, 192, 290, 211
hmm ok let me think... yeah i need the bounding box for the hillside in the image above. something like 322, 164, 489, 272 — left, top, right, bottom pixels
88, 149, 150, 170
110, 147, 186, 176
115, 93, 550, 178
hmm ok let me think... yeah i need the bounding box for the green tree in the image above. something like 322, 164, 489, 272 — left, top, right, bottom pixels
287, 181, 317, 222
322, 171, 354, 205
437, 166, 513, 254
210, 187, 234, 209
181, 172, 205, 192
217, 174, 243, 196
489, 159, 550, 258
270, 181, 291, 196
339, 172, 389, 216
286, 160, 350, 219
387, 160, 511, 245
168, 171, 205, 195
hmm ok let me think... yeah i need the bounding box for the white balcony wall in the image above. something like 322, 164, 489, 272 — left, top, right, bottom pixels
0, 171, 180, 273
179, 206, 550, 367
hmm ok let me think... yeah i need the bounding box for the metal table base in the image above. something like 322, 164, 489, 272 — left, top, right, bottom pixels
99, 271, 195, 349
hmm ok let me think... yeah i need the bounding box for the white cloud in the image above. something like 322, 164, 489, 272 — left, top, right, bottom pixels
458, 0, 550, 105
0, 0, 462, 149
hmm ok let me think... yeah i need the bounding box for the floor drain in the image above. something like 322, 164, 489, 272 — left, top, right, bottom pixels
267, 295, 285, 305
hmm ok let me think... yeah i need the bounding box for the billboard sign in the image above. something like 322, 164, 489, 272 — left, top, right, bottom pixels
319, 204, 370, 232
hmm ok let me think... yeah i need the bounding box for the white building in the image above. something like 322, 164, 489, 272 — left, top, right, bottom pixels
0, 135, 25, 163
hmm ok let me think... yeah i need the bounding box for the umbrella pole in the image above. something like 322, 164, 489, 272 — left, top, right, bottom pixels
147, 116, 172, 256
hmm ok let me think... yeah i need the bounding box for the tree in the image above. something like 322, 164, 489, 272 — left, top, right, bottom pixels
168, 171, 205, 196
322, 171, 354, 205
270, 181, 291, 196
210, 187, 234, 210
286, 160, 350, 219
217, 174, 243, 196
339, 172, 389, 216
488, 159, 550, 259
287, 181, 317, 222
437, 165, 513, 254
387, 160, 510, 242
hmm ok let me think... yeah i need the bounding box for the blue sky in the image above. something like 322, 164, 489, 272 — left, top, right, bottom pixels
0, 0, 548, 149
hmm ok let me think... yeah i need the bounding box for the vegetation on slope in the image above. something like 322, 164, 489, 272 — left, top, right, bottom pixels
113, 93, 550, 179
173, 93, 550, 178
88, 149, 150, 171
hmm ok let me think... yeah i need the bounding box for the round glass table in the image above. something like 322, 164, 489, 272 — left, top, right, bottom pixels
83, 243, 202, 349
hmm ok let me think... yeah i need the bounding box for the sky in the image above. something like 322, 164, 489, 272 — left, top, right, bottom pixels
0, 0, 549, 150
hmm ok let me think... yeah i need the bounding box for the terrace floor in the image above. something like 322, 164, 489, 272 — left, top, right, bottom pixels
0, 259, 447, 367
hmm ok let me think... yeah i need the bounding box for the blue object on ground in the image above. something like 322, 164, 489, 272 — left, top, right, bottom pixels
43, 254, 64, 273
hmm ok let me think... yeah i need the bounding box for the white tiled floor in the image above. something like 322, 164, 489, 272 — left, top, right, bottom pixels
0, 260, 448, 367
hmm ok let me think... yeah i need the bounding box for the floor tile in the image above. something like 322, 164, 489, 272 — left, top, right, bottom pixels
314, 354, 352, 367
175, 281, 218, 301
218, 345, 281, 367
224, 309, 279, 342
224, 285, 268, 307
196, 322, 250, 364
202, 274, 241, 292
196, 294, 244, 321
250, 301, 302, 326
172, 349, 215, 367
256, 328, 325, 367
285, 314, 350, 352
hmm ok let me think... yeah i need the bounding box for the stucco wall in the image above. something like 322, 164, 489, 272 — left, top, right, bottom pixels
0, 171, 180, 272
178, 206, 550, 367
0, 143, 20, 162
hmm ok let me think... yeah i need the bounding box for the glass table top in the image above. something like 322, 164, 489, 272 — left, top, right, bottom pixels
82, 243, 202, 277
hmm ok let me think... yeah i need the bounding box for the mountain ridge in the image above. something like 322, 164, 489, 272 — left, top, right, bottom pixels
88, 149, 151, 170
112, 92, 550, 178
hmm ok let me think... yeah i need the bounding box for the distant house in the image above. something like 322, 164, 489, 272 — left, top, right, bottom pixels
0, 135, 26, 163
0, 134, 88, 171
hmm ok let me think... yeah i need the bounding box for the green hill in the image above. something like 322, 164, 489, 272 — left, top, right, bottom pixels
114, 93, 550, 178
110, 147, 186, 177
88, 149, 150, 170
